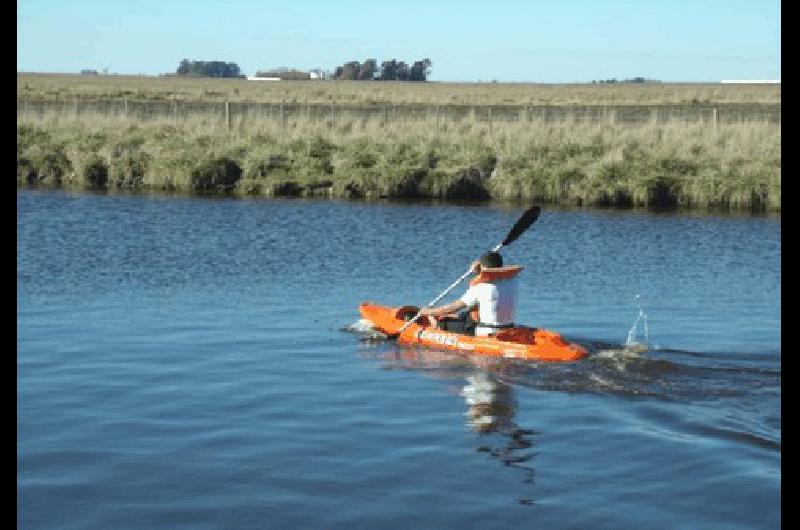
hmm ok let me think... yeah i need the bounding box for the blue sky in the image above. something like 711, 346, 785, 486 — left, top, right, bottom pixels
17, 0, 780, 82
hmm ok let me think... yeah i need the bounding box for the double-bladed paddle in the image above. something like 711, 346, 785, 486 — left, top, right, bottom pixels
394, 205, 542, 336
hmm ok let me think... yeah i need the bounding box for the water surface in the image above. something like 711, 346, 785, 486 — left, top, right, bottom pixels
18, 189, 780, 529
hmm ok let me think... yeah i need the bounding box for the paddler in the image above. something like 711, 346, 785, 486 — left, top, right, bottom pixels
416, 251, 521, 336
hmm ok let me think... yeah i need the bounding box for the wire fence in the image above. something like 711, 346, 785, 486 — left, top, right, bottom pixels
17, 98, 781, 129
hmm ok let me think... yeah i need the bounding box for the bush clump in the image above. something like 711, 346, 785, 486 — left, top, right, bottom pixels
190, 156, 242, 191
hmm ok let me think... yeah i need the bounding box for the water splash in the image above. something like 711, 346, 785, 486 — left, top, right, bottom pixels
342, 319, 389, 341
625, 294, 651, 351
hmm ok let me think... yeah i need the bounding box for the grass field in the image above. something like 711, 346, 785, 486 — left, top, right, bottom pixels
18, 72, 781, 105
17, 73, 780, 211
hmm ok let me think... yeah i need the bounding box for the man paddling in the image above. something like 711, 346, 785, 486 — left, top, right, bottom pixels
416, 251, 521, 336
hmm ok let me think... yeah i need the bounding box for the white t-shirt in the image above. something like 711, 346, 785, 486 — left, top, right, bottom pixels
459, 278, 518, 336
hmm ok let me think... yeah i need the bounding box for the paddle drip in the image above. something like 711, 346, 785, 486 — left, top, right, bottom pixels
625, 294, 650, 352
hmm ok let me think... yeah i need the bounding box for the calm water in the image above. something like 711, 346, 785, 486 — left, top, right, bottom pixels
18, 189, 780, 529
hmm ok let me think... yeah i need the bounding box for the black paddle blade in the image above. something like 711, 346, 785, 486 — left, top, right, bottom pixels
501, 206, 541, 247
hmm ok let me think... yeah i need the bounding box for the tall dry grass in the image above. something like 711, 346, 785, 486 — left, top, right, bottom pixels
17, 105, 780, 211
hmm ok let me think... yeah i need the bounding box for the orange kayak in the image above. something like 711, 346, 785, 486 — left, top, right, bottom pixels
359, 303, 589, 362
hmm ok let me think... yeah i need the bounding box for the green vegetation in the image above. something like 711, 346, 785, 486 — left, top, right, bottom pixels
17, 107, 780, 211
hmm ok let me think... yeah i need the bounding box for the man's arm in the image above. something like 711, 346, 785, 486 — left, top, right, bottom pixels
417, 261, 481, 319
417, 300, 468, 318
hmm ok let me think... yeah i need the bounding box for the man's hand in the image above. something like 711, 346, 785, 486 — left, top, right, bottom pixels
416, 307, 438, 327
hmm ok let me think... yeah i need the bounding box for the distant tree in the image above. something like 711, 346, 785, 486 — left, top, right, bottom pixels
333, 61, 362, 80
359, 59, 378, 80
176, 59, 245, 78
80, 69, 98, 75
177, 59, 192, 75
409, 59, 432, 81
380, 59, 410, 81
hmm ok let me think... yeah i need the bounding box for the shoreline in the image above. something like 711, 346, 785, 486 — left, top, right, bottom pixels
16, 186, 782, 218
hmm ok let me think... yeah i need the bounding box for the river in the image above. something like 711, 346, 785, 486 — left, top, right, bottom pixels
17, 188, 780, 529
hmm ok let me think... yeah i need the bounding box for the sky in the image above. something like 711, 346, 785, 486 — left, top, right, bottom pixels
17, 0, 780, 82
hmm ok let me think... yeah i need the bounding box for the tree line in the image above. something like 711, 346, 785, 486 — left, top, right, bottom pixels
176, 59, 245, 78
332, 59, 432, 81
173, 58, 432, 81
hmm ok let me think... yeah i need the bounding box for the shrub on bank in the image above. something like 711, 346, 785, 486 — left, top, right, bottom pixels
191, 156, 242, 191
70, 152, 109, 188
415, 139, 496, 200
17, 125, 72, 185
108, 138, 151, 188
239, 137, 336, 196
17, 144, 72, 185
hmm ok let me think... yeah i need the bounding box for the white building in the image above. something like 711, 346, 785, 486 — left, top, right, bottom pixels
720, 80, 780, 84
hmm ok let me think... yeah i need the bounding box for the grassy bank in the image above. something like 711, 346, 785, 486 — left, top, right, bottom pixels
17, 111, 780, 211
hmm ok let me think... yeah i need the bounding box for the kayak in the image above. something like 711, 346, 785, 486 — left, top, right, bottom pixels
359, 303, 588, 362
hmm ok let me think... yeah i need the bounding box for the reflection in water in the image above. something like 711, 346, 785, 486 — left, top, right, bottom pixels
461, 370, 539, 502
356, 341, 541, 504
462, 371, 517, 434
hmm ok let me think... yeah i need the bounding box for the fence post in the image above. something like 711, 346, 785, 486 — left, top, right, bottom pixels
226, 100, 231, 131
281, 100, 286, 128
383, 105, 388, 126
436, 105, 440, 129
331, 102, 335, 125
608, 106, 617, 125
124, 99, 128, 120
24, 98, 28, 121
74, 96, 79, 120
488, 106, 493, 136
712, 107, 718, 128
